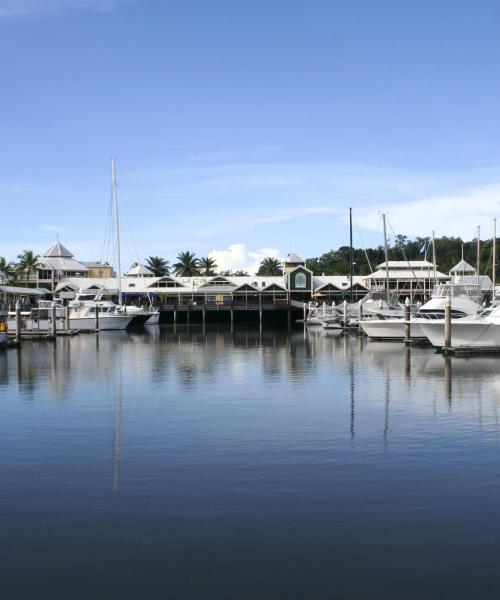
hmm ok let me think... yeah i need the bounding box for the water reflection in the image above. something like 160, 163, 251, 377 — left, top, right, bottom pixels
3, 326, 500, 597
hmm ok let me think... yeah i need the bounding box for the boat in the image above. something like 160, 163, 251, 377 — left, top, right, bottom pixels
419, 303, 500, 349
306, 302, 338, 326
68, 289, 134, 330
359, 282, 482, 340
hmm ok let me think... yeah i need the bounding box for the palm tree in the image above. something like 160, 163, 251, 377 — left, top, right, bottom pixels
198, 256, 218, 276
173, 251, 200, 276
0, 257, 15, 283
17, 250, 40, 287
145, 256, 170, 277
257, 257, 282, 276
233, 270, 249, 276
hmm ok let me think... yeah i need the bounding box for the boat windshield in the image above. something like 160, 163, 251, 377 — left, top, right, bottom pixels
432, 283, 481, 301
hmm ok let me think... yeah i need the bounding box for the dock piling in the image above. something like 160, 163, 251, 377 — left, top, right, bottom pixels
51, 302, 57, 338
95, 306, 100, 332
444, 296, 452, 351
15, 301, 21, 343
65, 305, 70, 331
404, 298, 411, 345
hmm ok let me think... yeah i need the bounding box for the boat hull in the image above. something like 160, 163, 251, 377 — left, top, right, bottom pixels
419, 320, 500, 348
360, 319, 426, 340
7, 316, 133, 332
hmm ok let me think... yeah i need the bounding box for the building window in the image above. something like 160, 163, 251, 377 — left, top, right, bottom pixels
295, 273, 307, 289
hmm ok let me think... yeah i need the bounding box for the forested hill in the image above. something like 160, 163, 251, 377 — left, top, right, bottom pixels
305, 235, 496, 276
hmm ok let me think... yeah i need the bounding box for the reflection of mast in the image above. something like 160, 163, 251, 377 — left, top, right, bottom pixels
383, 375, 390, 447
113, 364, 123, 492
443, 356, 452, 408
350, 353, 355, 440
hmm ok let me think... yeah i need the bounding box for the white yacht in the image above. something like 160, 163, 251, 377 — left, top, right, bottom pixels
419, 303, 500, 349
306, 302, 337, 326
68, 289, 133, 330
359, 282, 482, 340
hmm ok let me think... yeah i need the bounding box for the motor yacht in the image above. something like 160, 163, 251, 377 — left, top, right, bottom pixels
359, 282, 482, 340
419, 303, 500, 349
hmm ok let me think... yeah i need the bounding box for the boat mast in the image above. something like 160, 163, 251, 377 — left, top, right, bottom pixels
493, 218, 497, 301
349, 207, 353, 303
111, 158, 122, 306
432, 230, 437, 286
382, 213, 391, 306
476, 225, 481, 283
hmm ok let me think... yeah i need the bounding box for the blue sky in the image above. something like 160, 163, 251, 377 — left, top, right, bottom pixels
1, 0, 500, 272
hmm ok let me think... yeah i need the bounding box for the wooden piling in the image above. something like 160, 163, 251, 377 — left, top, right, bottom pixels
444, 296, 452, 351
95, 305, 100, 333
15, 301, 21, 343
51, 302, 57, 338
65, 305, 70, 331
404, 297, 411, 345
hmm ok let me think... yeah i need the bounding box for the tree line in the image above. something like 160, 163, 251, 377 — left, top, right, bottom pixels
305, 235, 497, 276
1, 236, 496, 284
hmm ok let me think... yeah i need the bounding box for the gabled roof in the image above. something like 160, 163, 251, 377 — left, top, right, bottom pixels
233, 283, 260, 292
262, 282, 288, 292
449, 259, 475, 273
148, 276, 187, 288
125, 263, 155, 277
43, 241, 73, 258
285, 251, 305, 264
198, 276, 236, 288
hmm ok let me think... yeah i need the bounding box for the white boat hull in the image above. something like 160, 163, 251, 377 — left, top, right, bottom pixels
360, 319, 426, 340
145, 312, 160, 325
7, 315, 133, 332
419, 320, 500, 348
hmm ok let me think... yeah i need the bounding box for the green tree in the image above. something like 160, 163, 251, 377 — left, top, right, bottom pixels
198, 256, 218, 276
17, 250, 40, 287
173, 251, 200, 276
145, 256, 170, 276
257, 257, 282, 276
0, 257, 16, 283
233, 270, 249, 276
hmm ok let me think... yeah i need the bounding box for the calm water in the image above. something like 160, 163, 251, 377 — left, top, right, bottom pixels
1, 327, 500, 599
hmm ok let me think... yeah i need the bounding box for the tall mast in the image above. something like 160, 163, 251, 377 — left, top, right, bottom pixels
111, 158, 122, 305
476, 225, 481, 283
349, 207, 353, 302
431, 230, 437, 286
493, 218, 497, 301
382, 213, 391, 306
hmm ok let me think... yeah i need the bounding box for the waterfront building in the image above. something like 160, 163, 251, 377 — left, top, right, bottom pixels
362, 260, 450, 299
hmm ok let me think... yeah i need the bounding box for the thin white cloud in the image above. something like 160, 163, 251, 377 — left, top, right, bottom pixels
41, 224, 63, 234
356, 182, 500, 240
0, 0, 125, 17
209, 244, 282, 275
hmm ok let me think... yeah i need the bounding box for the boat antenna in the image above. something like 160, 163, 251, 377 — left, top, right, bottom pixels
382, 213, 391, 306
349, 207, 353, 302
111, 158, 122, 306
